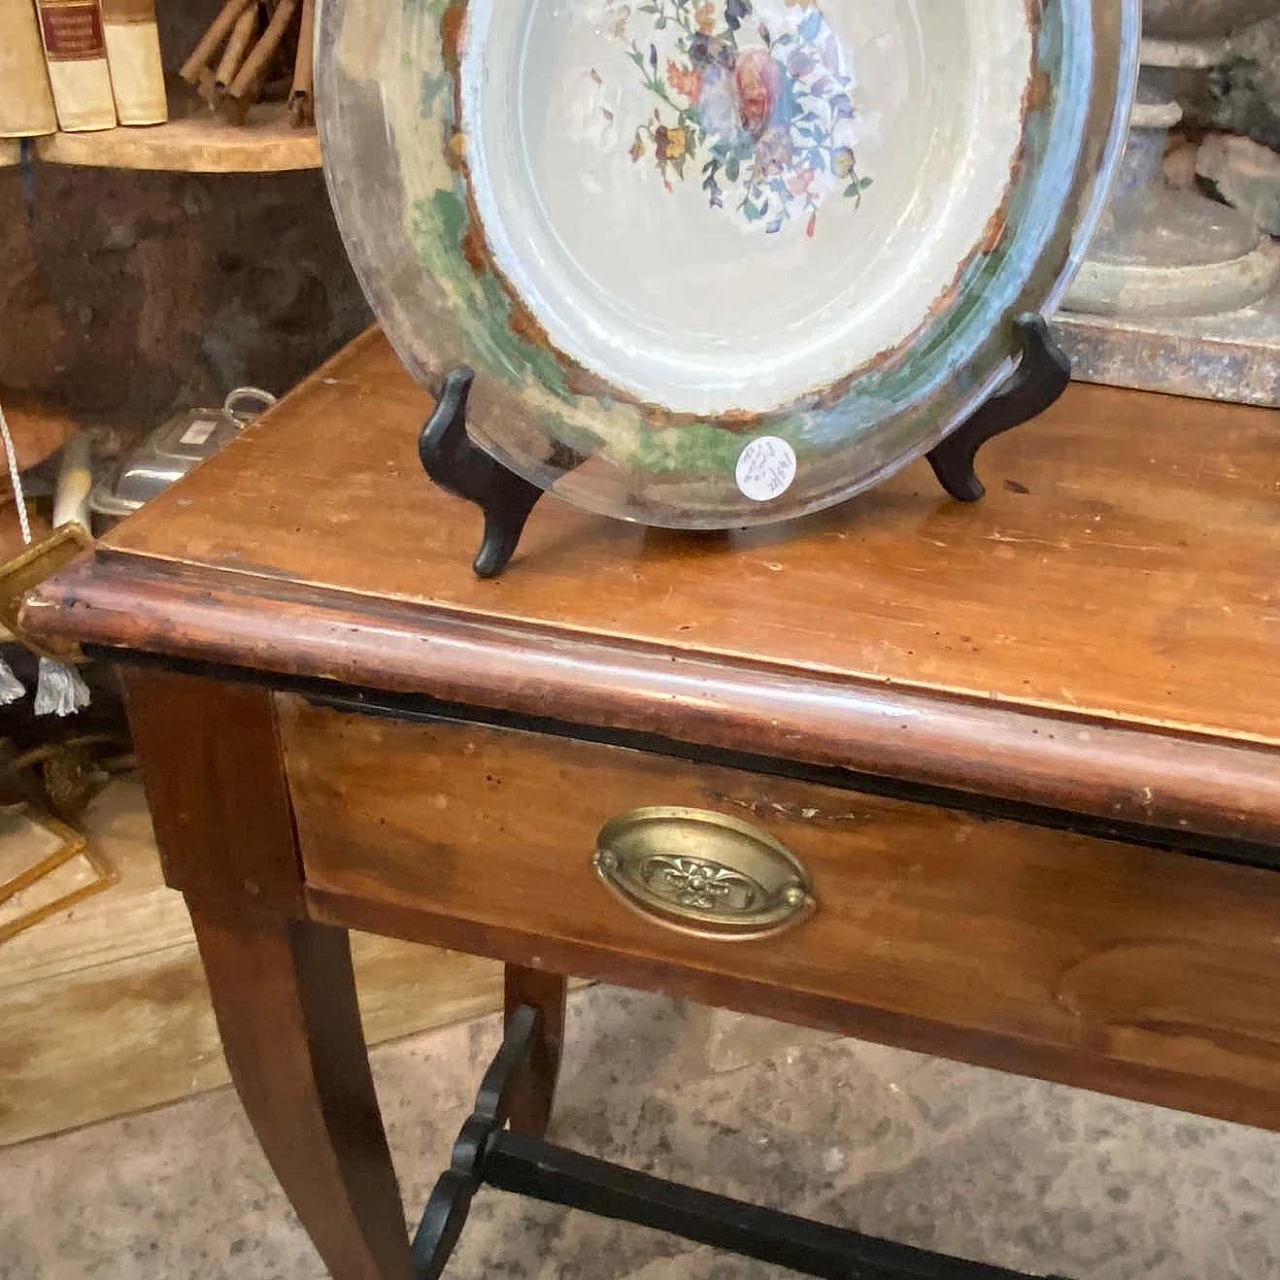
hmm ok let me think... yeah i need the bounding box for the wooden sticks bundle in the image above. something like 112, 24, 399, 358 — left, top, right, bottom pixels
179, 0, 316, 127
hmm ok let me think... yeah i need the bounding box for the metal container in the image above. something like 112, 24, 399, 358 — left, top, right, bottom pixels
89, 387, 275, 522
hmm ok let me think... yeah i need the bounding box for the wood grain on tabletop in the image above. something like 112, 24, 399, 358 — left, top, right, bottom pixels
82, 328, 1280, 746
282, 698, 1280, 1132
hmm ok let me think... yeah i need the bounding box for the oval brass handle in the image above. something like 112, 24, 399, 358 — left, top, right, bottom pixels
593, 806, 816, 942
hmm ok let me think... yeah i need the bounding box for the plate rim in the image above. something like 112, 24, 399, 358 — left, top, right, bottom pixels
317, 0, 1142, 528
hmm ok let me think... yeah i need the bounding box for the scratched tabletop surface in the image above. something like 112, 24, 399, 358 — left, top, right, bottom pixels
78, 328, 1280, 748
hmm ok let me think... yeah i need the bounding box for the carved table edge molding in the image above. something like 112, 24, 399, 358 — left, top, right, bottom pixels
23, 546, 1280, 856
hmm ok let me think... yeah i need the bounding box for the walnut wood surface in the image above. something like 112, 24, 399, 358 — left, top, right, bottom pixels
18, 323, 1280, 1250
503, 965, 567, 1138
280, 698, 1280, 1131
22, 328, 1280, 845
122, 668, 305, 914
189, 902, 413, 1279
74, 329, 1280, 741
127, 666, 413, 1277
42, 550, 1280, 849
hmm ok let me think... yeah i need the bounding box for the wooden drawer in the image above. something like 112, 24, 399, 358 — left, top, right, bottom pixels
277, 694, 1280, 1129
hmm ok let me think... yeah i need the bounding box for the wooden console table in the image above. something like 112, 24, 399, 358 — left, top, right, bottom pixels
23, 328, 1280, 1279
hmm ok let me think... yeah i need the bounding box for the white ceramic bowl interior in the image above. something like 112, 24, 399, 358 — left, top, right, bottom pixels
463, 0, 1034, 416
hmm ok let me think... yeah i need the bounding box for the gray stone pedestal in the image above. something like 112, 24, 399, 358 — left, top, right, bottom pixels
1059, 6, 1280, 408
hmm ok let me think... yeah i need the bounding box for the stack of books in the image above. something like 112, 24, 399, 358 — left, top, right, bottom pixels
2, 0, 168, 137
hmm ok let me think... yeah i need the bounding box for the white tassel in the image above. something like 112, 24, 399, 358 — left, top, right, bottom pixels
2, 399, 93, 717
34, 656, 91, 717
0, 655, 25, 705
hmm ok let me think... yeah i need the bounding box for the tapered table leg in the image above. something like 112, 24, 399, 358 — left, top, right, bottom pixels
503, 965, 567, 1137
190, 901, 413, 1280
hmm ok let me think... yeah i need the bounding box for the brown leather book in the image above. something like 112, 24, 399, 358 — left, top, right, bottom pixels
101, 0, 167, 126
35, 0, 117, 132
0, 0, 58, 137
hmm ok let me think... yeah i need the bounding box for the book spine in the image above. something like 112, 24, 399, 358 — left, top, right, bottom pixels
36, 0, 117, 133
0, 0, 59, 137
100, 0, 167, 126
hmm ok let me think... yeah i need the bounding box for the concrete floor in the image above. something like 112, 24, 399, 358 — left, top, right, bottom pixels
2, 985, 1278, 1279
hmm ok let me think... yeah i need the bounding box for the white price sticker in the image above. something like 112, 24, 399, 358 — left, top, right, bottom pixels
735, 436, 797, 503
179, 418, 220, 447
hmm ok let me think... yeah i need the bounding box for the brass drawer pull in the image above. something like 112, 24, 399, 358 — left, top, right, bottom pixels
593, 806, 816, 942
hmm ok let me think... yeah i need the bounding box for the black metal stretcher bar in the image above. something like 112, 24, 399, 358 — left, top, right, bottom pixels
410, 1005, 1064, 1280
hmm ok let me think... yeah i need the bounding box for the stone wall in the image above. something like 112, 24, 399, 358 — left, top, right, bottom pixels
0, 0, 371, 440
0, 166, 371, 433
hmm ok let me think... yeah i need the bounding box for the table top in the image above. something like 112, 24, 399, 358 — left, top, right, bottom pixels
24, 327, 1280, 846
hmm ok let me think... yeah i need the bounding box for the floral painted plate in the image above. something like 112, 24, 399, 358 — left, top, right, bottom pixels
317, 0, 1138, 528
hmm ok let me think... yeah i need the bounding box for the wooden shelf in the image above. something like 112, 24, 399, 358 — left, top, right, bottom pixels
34, 101, 319, 174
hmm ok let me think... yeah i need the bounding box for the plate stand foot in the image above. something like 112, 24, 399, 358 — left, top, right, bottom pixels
926, 313, 1071, 502
411, 1004, 1067, 1280
420, 314, 1070, 576
418, 367, 550, 579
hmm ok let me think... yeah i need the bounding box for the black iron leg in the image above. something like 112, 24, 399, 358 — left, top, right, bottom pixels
410, 1006, 540, 1279
927, 313, 1071, 502
412, 1005, 1064, 1280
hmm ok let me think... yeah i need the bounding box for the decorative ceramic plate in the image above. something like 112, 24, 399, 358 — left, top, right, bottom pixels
318, 0, 1138, 527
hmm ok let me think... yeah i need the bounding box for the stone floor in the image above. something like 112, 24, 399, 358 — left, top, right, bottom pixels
2, 985, 1278, 1280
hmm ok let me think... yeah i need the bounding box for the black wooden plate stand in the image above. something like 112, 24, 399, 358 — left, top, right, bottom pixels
419, 314, 1070, 579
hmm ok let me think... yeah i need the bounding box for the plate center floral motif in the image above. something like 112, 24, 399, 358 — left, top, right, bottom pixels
603, 0, 872, 236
